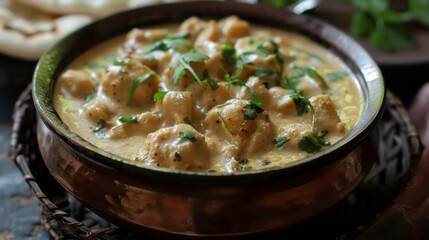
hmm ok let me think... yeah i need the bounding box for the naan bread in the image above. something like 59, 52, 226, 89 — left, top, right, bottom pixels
15, 0, 128, 17
0, 0, 92, 60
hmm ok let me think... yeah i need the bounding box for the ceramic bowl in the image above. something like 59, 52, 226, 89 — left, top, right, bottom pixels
33, 1, 385, 238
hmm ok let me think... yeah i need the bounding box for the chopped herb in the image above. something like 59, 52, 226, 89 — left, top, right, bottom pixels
144, 55, 155, 62
174, 152, 181, 162
90, 119, 106, 132
125, 72, 156, 105
203, 70, 219, 90
183, 117, 194, 128
242, 108, 258, 120
153, 90, 168, 101
287, 70, 306, 80
118, 115, 138, 124
254, 67, 274, 78
281, 75, 302, 93
179, 131, 197, 143
298, 130, 331, 154
248, 38, 255, 45
88, 63, 106, 70
172, 49, 210, 87
217, 111, 237, 136
144, 33, 191, 54
242, 98, 264, 120
298, 136, 321, 153
326, 71, 349, 82
274, 136, 290, 148
295, 48, 322, 61
222, 42, 236, 66
225, 73, 259, 98
83, 93, 95, 105
295, 66, 329, 91
227, 140, 239, 147
105, 56, 117, 63
290, 93, 311, 116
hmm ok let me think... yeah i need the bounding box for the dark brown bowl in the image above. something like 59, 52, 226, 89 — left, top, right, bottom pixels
32, 1, 385, 238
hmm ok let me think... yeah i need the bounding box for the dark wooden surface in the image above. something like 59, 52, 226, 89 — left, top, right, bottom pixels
0, 56, 49, 239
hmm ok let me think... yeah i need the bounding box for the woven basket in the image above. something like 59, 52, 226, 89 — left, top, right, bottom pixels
11, 85, 422, 239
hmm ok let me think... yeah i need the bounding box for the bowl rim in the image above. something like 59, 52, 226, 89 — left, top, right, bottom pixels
32, 0, 385, 185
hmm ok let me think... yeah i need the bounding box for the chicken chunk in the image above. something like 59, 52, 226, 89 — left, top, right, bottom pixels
156, 91, 194, 126
100, 58, 159, 106
82, 99, 110, 124
277, 123, 313, 151
135, 124, 211, 170
220, 16, 250, 43
178, 17, 207, 43
108, 112, 162, 139
186, 82, 231, 113
58, 69, 96, 99
310, 95, 345, 137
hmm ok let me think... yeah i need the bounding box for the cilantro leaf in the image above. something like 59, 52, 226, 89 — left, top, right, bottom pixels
203, 70, 219, 90
118, 115, 138, 124
90, 119, 106, 132
242, 108, 258, 120
125, 72, 156, 106
179, 131, 197, 143
153, 91, 168, 101
172, 49, 210, 87
289, 93, 311, 116
351, 12, 375, 37
295, 48, 322, 61
183, 117, 194, 128
217, 111, 237, 137
298, 136, 321, 153
254, 67, 274, 78
144, 33, 191, 54
222, 42, 236, 66
326, 71, 349, 82
274, 136, 290, 149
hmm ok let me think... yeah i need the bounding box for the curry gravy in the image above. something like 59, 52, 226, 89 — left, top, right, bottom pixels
53, 16, 362, 172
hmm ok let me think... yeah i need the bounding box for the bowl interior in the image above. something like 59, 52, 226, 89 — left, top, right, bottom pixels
32, 1, 385, 184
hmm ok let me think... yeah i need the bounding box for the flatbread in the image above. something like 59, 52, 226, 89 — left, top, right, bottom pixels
15, 0, 128, 17
0, 0, 92, 60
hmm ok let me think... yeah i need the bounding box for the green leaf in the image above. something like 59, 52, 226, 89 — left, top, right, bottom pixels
316, 130, 331, 146
88, 63, 106, 70
217, 111, 237, 137
298, 136, 321, 153
273, 136, 290, 149
369, 27, 413, 51
295, 48, 322, 61
183, 117, 194, 128
144, 33, 192, 54
153, 91, 168, 101
290, 93, 311, 116
352, 0, 388, 13
203, 70, 219, 90
254, 67, 274, 78
351, 12, 375, 37
172, 64, 186, 86
182, 49, 210, 63
90, 119, 106, 132
174, 152, 181, 162
410, 0, 429, 26
119, 115, 138, 124
179, 131, 197, 143
242, 108, 258, 120
222, 42, 236, 66
326, 71, 349, 82
125, 72, 156, 106
250, 97, 263, 112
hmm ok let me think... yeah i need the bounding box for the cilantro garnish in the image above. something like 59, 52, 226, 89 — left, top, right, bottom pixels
118, 115, 138, 124
183, 117, 194, 128
242, 98, 264, 120
172, 49, 210, 87
88, 63, 106, 70
90, 119, 106, 132
295, 48, 322, 61
298, 130, 331, 154
125, 72, 156, 106
153, 90, 168, 101
179, 131, 197, 143
202, 70, 219, 90
326, 71, 348, 82
144, 33, 192, 54
217, 111, 237, 137
222, 42, 236, 66
289, 93, 312, 116
254, 67, 274, 78
273, 136, 290, 149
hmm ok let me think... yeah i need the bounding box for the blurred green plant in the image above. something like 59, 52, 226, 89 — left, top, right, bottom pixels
260, 0, 299, 8
346, 0, 429, 51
